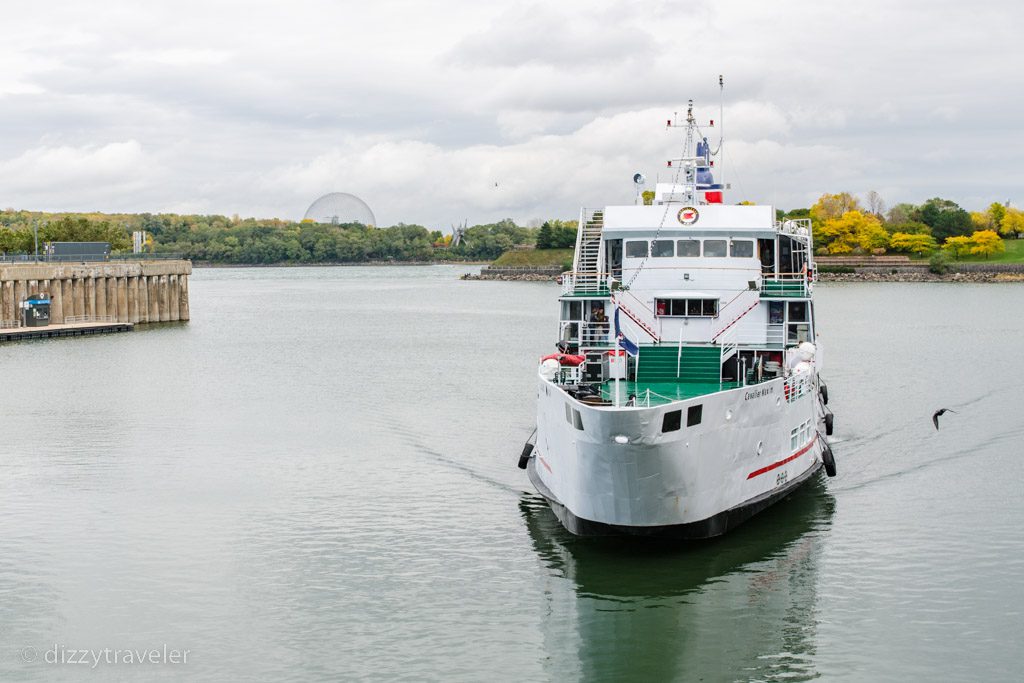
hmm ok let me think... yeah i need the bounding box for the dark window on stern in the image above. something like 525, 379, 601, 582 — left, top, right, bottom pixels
662, 410, 682, 433
687, 405, 703, 426
573, 408, 584, 431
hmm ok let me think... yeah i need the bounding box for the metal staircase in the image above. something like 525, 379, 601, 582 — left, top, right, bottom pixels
572, 208, 605, 294
612, 291, 661, 342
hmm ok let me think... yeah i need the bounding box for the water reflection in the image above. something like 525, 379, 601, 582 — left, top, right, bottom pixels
521, 478, 836, 682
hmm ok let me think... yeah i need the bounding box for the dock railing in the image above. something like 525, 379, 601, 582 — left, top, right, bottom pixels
63, 315, 116, 324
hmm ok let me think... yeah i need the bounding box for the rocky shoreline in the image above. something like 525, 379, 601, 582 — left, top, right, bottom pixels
461, 271, 558, 281
819, 271, 1024, 283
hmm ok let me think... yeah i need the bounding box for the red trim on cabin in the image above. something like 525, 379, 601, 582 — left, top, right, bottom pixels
747, 435, 817, 480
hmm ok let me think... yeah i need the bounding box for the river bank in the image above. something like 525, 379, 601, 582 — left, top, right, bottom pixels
819, 271, 1024, 282
191, 259, 490, 268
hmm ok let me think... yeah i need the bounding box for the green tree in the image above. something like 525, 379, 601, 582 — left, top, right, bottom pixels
887, 203, 917, 224
913, 197, 972, 242
535, 221, 555, 249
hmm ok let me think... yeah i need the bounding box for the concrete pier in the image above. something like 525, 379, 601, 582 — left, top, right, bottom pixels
0, 260, 191, 326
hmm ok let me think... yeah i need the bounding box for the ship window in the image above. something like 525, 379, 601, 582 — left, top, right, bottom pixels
651, 240, 674, 257
662, 410, 681, 433
687, 405, 703, 426
677, 239, 701, 257
790, 426, 799, 450
655, 298, 719, 318
565, 403, 573, 425
625, 240, 648, 258
704, 240, 727, 257
573, 408, 584, 431
564, 300, 583, 320
788, 301, 808, 322
730, 240, 754, 258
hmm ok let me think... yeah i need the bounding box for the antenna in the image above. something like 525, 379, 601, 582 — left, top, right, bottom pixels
718, 75, 724, 190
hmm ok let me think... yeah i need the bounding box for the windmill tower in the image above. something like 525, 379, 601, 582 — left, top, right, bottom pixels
451, 220, 469, 247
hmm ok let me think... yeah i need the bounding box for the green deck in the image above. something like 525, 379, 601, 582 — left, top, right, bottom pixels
600, 380, 740, 406
636, 344, 721, 383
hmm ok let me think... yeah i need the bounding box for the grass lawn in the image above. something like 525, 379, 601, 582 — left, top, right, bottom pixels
492, 248, 573, 268
910, 238, 1024, 263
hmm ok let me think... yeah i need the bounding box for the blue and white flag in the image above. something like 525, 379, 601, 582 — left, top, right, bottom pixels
614, 308, 639, 357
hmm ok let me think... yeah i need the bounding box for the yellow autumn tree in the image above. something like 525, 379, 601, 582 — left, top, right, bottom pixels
818, 211, 889, 254
970, 211, 991, 230
810, 192, 862, 224
999, 208, 1024, 237
889, 232, 937, 255
942, 235, 971, 259
969, 230, 1005, 259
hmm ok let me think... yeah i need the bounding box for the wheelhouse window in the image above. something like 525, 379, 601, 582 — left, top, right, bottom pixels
651, 240, 674, 257
677, 239, 700, 257
704, 239, 727, 257
625, 240, 648, 258
730, 240, 754, 257
655, 298, 719, 317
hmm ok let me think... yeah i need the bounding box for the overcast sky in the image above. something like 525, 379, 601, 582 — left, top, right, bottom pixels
1, 0, 1021, 226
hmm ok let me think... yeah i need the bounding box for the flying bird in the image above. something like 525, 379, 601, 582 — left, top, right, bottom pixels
932, 408, 957, 430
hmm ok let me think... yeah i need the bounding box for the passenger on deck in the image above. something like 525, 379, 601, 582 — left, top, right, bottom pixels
590, 305, 609, 344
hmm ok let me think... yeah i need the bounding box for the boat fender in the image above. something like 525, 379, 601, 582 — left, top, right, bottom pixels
824, 411, 834, 436
822, 442, 837, 477
517, 442, 534, 470
819, 381, 829, 405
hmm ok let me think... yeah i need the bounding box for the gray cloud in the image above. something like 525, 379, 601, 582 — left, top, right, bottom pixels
0, 0, 1022, 224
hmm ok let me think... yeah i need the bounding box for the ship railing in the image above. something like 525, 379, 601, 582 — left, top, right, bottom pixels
716, 325, 786, 350
554, 364, 584, 385
559, 321, 614, 349
761, 274, 809, 298
612, 289, 662, 342
560, 271, 614, 296
776, 218, 812, 235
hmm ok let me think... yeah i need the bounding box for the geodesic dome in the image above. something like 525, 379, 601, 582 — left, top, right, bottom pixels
303, 192, 376, 226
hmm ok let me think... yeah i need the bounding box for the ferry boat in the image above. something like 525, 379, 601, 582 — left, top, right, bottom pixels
519, 99, 836, 538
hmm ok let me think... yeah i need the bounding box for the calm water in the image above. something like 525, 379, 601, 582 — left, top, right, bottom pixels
1, 267, 1022, 682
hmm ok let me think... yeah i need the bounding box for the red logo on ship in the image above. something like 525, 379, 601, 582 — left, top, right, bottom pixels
677, 207, 699, 225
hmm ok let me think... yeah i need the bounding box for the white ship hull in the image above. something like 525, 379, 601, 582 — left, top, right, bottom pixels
530, 373, 825, 538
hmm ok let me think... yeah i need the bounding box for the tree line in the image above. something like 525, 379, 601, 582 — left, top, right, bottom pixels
790, 193, 1020, 259
0, 211, 548, 263
1, 193, 1017, 265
